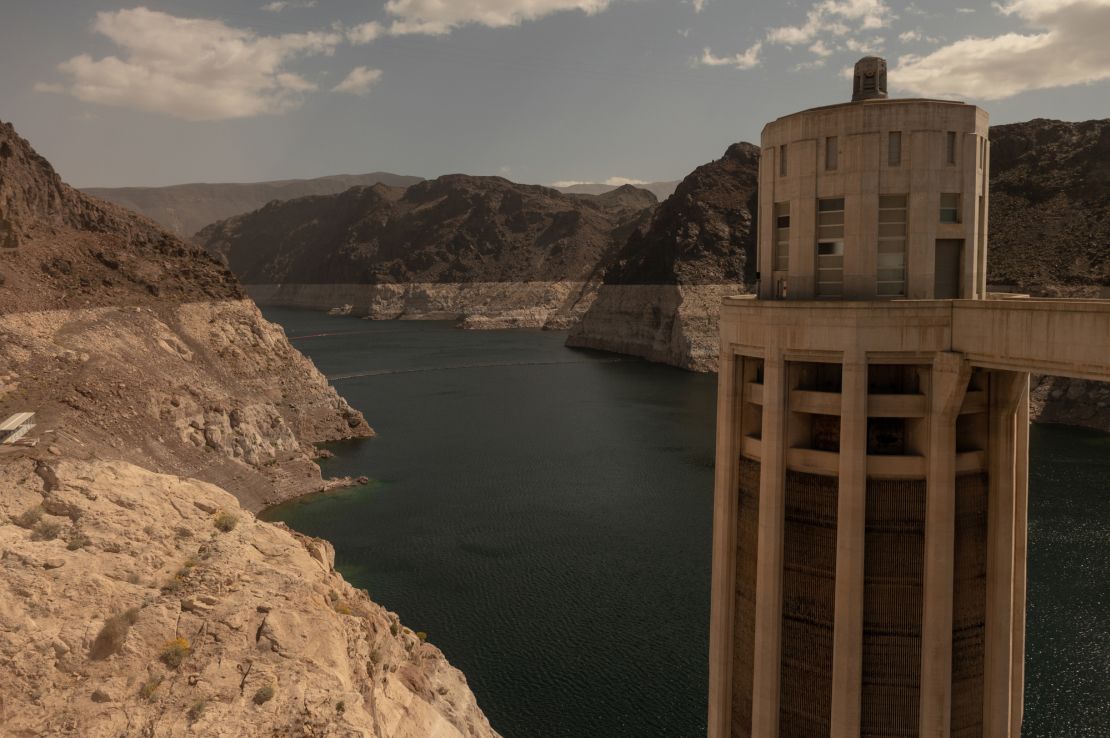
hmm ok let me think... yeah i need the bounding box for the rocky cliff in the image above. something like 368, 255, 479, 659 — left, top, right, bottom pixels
567, 119, 1110, 431
197, 177, 656, 329
988, 118, 1110, 293
0, 458, 497, 738
566, 143, 759, 370
0, 120, 500, 737
84, 172, 423, 239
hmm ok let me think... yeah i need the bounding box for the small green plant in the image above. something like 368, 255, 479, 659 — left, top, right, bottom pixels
13, 506, 44, 529
66, 533, 91, 550
213, 511, 238, 532
31, 519, 64, 541
334, 602, 352, 615
415, 631, 428, 643
187, 699, 207, 723
139, 675, 163, 701
389, 621, 399, 637
252, 685, 274, 705
89, 607, 140, 660
159, 637, 191, 668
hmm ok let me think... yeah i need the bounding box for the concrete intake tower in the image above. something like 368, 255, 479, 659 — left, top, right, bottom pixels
707, 58, 1110, 738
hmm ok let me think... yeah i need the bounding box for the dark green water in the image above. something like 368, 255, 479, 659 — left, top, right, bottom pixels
260, 307, 1110, 738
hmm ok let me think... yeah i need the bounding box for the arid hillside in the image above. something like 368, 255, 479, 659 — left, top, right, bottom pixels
83, 171, 423, 239
0, 120, 501, 737
197, 176, 657, 328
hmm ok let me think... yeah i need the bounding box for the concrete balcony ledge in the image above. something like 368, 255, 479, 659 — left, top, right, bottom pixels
741, 435, 763, 461
956, 450, 987, 473
790, 389, 842, 415
866, 454, 927, 479
787, 447, 839, 476
867, 393, 926, 417
745, 382, 765, 406
960, 390, 988, 414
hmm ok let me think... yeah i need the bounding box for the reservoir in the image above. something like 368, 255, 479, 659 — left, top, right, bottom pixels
261, 307, 1110, 738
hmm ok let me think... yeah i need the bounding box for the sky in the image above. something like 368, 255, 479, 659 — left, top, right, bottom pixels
1, 0, 1108, 188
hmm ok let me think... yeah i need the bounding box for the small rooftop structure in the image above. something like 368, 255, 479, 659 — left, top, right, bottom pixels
0, 412, 35, 444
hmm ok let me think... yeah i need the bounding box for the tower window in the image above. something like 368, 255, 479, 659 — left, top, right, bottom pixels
779, 144, 788, 177
946, 131, 957, 164
825, 136, 838, 171
940, 193, 961, 223
888, 131, 902, 166
774, 202, 790, 273
877, 195, 907, 297
816, 198, 845, 298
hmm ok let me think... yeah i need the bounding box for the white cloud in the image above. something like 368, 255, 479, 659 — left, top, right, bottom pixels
551, 176, 648, 187
809, 39, 834, 57
692, 0, 708, 12
698, 42, 763, 70
347, 21, 384, 44
700, 0, 893, 73
331, 66, 384, 96
845, 36, 885, 53
261, 0, 317, 11
767, 0, 893, 46
37, 7, 342, 120
894, 0, 1110, 100
678, 28, 691, 37
384, 0, 613, 35
956, 7, 976, 13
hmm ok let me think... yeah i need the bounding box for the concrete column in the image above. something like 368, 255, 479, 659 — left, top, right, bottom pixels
707, 350, 743, 738
830, 355, 868, 737
984, 371, 1025, 737
919, 353, 971, 738
1010, 375, 1030, 737
751, 347, 787, 738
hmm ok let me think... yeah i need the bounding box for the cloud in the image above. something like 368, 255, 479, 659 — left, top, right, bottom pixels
551, 176, 648, 187
701, 0, 892, 73
894, 0, 1110, 100
956, 7, 976, 13
37, 7, 342, 120
384, 0, 613, 35
347, 21, 384, 44
766, 0, 893, 46
698, 42, 763, 69
332, 66, 383, 96
261, 0, 317, 11
692, 0, 708, 12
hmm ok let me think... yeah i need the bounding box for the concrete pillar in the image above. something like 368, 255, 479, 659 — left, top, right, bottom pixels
707, 350, 743, 738
830, 355, 868, 737
1010, 376, 1030, 737
919, 353, 971, 738
751, 347, 787, 738
984, 371, 1026, 737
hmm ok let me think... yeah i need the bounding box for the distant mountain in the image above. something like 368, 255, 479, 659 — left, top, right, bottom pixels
197, 177, 657, 328
554, 180, 681, 201
83, 172, 423, 238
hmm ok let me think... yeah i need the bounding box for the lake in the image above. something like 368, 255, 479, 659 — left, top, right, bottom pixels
260, 307, 1110, 738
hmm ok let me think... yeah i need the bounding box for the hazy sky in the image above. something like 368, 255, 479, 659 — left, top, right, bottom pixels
2, 0, 1108, 188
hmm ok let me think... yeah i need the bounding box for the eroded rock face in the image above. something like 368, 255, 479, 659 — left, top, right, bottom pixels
196, 179, 656, 327
568, 143, 758, 368
0, 459, 501, 738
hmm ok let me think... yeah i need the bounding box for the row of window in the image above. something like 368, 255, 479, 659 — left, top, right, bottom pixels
777, 131, 962, 175
771, 194, 962, 297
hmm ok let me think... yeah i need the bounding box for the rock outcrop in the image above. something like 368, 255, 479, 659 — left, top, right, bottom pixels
83, 172, 424, 239
0, 120, 372, 510
988, 119, 1110, 294
197, 177, 656, 329
566, 143, 759, 371
0, 458, 498, 738
1, 119, 500, 736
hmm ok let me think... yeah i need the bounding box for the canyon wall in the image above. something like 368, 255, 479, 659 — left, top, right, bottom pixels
0, 120, 501, 736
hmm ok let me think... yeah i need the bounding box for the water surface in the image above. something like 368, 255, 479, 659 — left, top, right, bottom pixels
261, 307, 1110, 738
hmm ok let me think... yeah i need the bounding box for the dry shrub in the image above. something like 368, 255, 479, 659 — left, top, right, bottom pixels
89, 607, 140, 660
